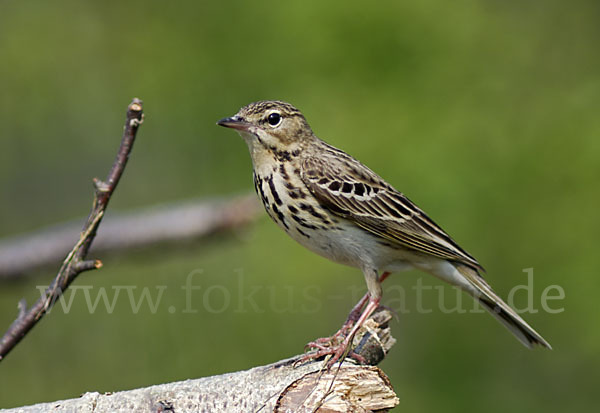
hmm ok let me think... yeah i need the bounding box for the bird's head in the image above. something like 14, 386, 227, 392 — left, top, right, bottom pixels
217, 100, 314, 157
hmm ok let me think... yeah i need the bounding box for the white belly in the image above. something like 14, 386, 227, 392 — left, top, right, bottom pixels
292, 219, 388, 267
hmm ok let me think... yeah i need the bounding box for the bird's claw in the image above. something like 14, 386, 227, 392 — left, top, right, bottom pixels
299, 327, 367, 369
298, 343, 366, 368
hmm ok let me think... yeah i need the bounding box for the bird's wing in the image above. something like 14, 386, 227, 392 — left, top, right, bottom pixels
301, 148, 483, 271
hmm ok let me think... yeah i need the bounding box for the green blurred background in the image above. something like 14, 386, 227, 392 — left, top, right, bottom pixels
1, 0, 598, 410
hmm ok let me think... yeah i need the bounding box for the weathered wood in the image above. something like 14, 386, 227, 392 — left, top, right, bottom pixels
3, 309, 399, 413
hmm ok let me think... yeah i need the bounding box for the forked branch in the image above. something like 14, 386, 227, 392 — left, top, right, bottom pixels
0, 98, 144, 361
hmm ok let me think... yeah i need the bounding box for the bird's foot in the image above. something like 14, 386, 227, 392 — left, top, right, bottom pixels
298, 296, 382, 369
300, 309, 365, 366
307, 271, 389, 349
300, 336, 366, 368
298, 281, 388, 369
304, 319, 354, 348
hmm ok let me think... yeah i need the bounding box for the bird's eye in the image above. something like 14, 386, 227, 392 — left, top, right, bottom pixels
267, 112, 282, 127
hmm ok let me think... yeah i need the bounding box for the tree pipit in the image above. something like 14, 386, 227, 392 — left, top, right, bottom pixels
218, 100, 551, 366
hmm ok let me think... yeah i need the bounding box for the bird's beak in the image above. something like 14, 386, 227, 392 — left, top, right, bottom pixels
216, 116, 252, 131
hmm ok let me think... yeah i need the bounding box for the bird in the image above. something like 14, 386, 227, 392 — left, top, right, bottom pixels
217, 100, 551, 364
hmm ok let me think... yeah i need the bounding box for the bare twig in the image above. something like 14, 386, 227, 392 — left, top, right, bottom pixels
0, 98, 144, 362
0, 195, 262, 280
3, 308, 399, 412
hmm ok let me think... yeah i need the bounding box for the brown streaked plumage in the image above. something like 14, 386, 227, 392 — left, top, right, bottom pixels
217, 100, 551, 364
300, 148, 483, 271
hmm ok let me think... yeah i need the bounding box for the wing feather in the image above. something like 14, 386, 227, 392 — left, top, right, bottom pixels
301, 151, 483, 271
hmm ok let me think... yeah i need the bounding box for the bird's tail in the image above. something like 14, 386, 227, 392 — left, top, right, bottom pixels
456, 265, 552, 349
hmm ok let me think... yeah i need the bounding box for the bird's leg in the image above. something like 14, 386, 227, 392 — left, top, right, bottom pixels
306, 271, 390, 347
325, 294, 381, 366
302, 271, 389, 366
346, 272, 390, 321
342, 271, 389, 331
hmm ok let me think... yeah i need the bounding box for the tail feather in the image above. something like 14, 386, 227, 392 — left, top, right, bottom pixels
457, 265, 552, 350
